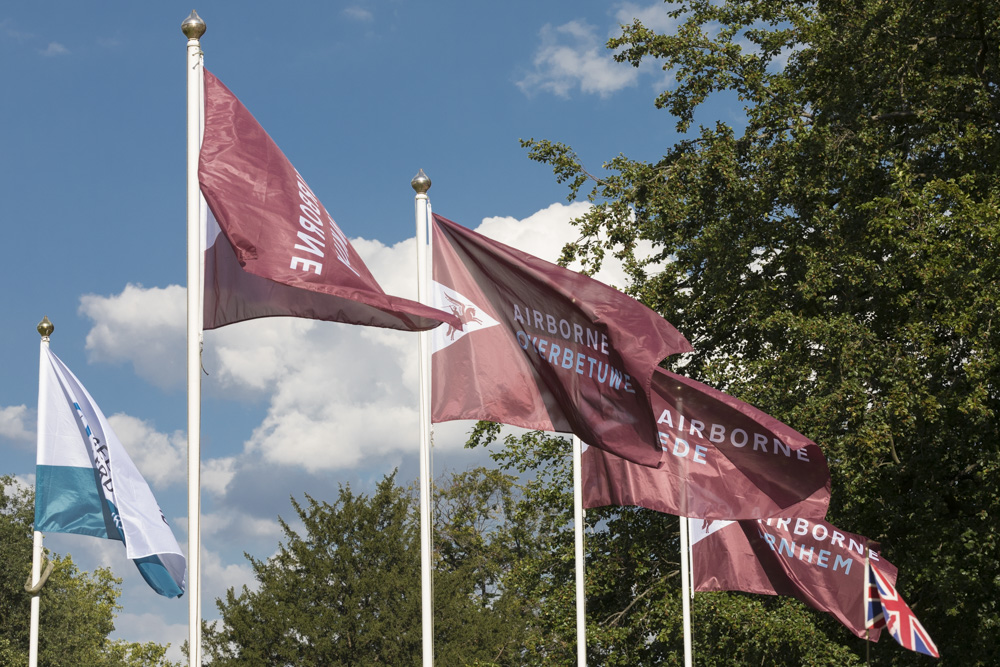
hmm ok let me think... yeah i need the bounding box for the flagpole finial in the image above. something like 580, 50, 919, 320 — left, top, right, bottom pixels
181, 10, 207, 40
37, 316, 54, 340
411, 169, 431, 194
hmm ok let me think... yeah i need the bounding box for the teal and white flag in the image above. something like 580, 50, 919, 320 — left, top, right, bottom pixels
34, 343, 186, 598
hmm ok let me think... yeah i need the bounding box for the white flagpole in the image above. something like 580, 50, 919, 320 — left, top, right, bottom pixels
28, 316, 55, 667
572, 435, 587, 666
675, 388, 693, 667
182, 11, 206, 667
412, 169, 434, 665
680, 516, 693, 667
28, 528, 43, 667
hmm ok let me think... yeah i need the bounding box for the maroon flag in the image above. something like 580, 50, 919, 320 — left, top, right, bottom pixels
581, 369, 830, 519
431, 214, 692, 467
199, 70, 459, 332
691, 516, 897, 639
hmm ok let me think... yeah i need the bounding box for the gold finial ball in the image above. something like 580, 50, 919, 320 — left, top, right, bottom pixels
37, 316, 54, 338
411, 169, 432, 194
182, 10, 207, 40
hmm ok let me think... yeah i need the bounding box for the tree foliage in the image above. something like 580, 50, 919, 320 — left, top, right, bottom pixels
204, 469, 560, 666
201, 443, 872, 666
471, 428, 865, 665
523, 0, 999, 664
203, 473, 422, 665
201, 4, 998, 662
0, 475, 178, 667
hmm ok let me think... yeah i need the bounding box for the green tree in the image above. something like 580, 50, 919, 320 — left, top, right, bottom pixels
458, 426, 585, 665
523, 0, 999, 664
203, 469, 540, 666
470, 427, 862, 666
203, 472, 422, 665
0, 475, 179, 667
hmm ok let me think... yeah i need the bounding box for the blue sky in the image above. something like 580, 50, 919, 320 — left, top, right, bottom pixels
1, 1, 725, 658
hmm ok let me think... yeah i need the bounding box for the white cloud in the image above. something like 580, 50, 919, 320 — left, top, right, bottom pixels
225, 318, 417, 471
3, 475, 30, 500
40, 41, 69, 56
107, 413, 186, 490
770, 43, 805, 72
111, 613, 187, 663
200, 545, 259, 603
80, 202, 646, 474
200, 509, 283, 544
477, 202, 635, 287
11, 474, 34, 490
0, 19, 33, 42
90, 408, 237, 496
0, 404, 33, 443
79, 283, 185, 389
518, 3, 685, 99
104, 542, 254, 663
105, 411, 235, 497
343, 6, 374, 22
70, 201, 660, 658
518, 20, 638, 98
614, 2, 683, 33
203, 456, 238, 497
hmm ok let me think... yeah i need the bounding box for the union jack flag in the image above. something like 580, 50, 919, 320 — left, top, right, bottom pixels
865, 560, 939, 658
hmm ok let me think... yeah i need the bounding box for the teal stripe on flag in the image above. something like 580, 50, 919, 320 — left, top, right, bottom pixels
134, 555, 185, 598
35, 465, 121, 540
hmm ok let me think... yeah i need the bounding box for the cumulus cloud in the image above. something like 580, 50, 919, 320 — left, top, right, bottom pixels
518, 3, 686, 99
71, 201, 662, 658
203, 456, 238, 497
3, 475, 31, 499
342, 6, 374, 22
80, 202, 645, 474
102, 411, 236, 496
107, 414, 186, 490
100, 540, 254, 664
517, 20, 638, 98
111, 614, 187, 663
201, 540, 259, 593
39, 41, 69, 56
476, 201, 638, 288
0, 19, 33, 42
199, 508, 284, 545
80, 283, 185, 389
0, 404, 33, 444
614, 2, 683, 33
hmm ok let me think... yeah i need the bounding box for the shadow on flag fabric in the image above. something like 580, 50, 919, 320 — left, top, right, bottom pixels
866, 559, 940, 657
199, 69, 459, 333
430, 213, 693, 467
581, 369, 830, 519
689, 517, 894, 639
34, 344, 186, 598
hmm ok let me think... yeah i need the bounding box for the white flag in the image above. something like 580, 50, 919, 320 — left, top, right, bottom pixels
35, 343, 186, 597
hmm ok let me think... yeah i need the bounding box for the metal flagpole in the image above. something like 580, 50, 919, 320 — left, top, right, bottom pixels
412, 169, 435, 665
572, 435, 587, 666
28, 316, 55, 667
680, 516, 693, 667
675, 388, 693, 667
182, 11, 206, 667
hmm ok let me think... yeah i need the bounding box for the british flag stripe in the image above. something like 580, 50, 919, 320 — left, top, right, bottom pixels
869, 563, 939, 658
